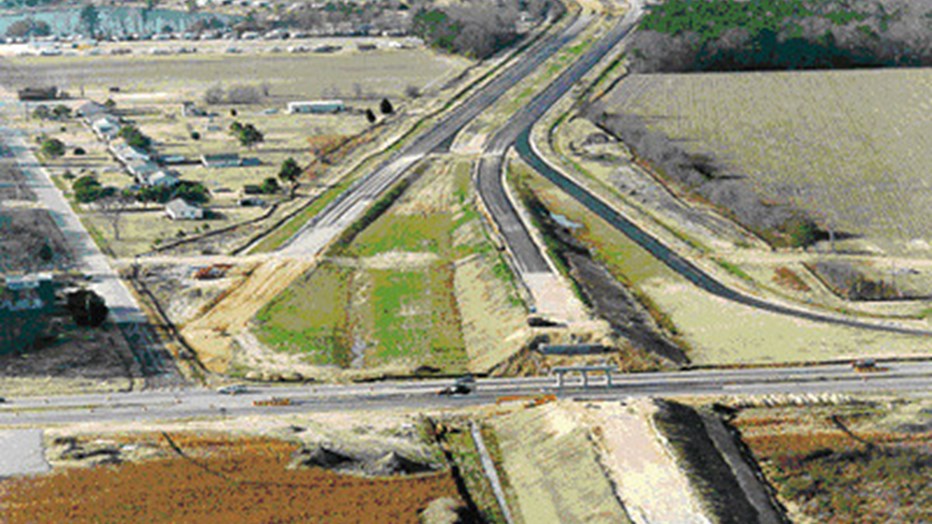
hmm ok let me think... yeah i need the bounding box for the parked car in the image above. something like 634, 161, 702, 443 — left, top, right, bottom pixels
217, 384, 248, 395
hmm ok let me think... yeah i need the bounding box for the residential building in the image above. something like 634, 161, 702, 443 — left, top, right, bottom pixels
165, 198, 204, 220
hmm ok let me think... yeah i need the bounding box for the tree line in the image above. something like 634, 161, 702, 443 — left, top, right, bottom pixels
628, 0, 931, 72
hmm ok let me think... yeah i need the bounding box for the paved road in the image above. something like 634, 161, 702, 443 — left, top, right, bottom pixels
1, 361, 929, 426
476, 5, 643, 277
0, 126, 145, 324
277, 13, 592, 256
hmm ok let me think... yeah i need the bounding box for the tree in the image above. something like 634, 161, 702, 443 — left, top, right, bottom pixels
40, 137, 65, 158
260, 176, 280, 194
380, 98, 394, 115
5, 18, 51, 38
278, 157, 301, 184
99, 193, 132, 241
32, 105, 51, 120
365, 108, 377, 123
79, 4, 99, 36
72, 175, 104, 203
65, 289, 108, 327
38, 242, 53, 262
229, 121, 264, 148
204, 85, 225, 105
190, 131, 200, 140
172, 181, 210, 204
52, 104, 71, 120
104, 98, 117, 110
117, 125, 152, 151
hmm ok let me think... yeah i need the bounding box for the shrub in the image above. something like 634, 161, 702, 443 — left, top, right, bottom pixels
40, 137, 65, 158
73, 147, 86, 155
65, 289, 108, 327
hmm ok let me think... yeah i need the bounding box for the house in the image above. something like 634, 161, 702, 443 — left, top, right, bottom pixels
287, 100, 345, 114
126, 159, 160, 181
91, 115, 121, 140
145, 170, 180, 188
165, 198, 204, 220
238, 197, 265, 207
201, 153, 242, 168
76, 101, 108, 121
241, 184, 262, 196
18, 86, 59, 101
111, 142, 151, 163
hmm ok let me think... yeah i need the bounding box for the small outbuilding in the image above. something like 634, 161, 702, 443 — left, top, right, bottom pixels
165, 198, 204, 220
201, 153, 242, 168
287, 100, 345, 114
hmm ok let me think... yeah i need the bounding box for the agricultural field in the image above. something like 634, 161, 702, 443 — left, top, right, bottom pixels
732, 398, 932, 523
0, 431, 462, 523
251, 159, 529, 377
512, 156, 932, 365
601, 68, 932, 256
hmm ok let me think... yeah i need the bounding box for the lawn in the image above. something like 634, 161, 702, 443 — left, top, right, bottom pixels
253, 262, 353, 366
601, 68, 932, 255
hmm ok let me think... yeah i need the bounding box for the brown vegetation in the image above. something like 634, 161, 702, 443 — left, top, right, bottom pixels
0, 433, 461, 524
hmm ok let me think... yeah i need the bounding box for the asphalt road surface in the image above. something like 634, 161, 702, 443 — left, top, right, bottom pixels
1, 361, 929, 427
277, 13, 592, 256
476, 4, 642, 277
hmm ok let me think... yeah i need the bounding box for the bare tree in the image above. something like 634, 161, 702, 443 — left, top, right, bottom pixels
99, 193, 133, 241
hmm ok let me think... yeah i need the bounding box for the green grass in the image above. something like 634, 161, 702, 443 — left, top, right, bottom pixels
253, 262, 353, 365
443, 426, 508, 524
365, 265, 466, 369
715, 259, 753, 282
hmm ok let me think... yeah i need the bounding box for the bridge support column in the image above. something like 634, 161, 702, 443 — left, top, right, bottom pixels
605, 371, 613, 387
582, 371, 588, 388
556, 371, 565, 388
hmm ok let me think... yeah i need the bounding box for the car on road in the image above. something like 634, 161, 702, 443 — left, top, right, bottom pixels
438, 383, 472, 396
217, 384, 248, 395
455, 374, 476, 386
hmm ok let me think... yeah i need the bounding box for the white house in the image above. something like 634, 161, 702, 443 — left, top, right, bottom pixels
287, 100, 345, 114
126, 159, 160, 181
91, 115, 121, 140
145, 170, 180, 188
165, 198, 204, 220
111, 142, 151, 163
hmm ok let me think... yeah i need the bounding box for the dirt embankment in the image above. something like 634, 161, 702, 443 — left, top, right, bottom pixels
520, 186, 687, 366
180, 258, 315, 373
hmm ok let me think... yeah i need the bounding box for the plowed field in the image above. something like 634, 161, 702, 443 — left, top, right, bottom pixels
0, 433, 460, 523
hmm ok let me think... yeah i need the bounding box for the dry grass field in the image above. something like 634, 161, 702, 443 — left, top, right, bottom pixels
7, 48, 468, 102
733, 400, 932, 523
602, 68, 932, 255
0, 432, 461, 524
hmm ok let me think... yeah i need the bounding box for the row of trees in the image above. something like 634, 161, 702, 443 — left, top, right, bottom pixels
412, 3, 522, 59
589, 108, 825, 248
5, 18, 51, 38
629, 0, 932, 72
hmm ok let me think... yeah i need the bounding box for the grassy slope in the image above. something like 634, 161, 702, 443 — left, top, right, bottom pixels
488, 404, 631, 524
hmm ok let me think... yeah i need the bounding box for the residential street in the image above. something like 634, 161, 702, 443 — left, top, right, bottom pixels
0, 125, 144, 323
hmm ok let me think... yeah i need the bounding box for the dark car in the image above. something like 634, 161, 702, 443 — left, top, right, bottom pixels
438, 383, 472, 396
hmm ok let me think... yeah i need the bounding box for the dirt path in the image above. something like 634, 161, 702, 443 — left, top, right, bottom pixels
583, 399, 710, 524
180, 258, 316, 373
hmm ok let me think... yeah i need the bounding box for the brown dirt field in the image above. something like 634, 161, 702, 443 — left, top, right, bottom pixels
0, 208, 74, 273
734, 404, 932, 524
0, 433, 460, 524
180, 259, 315, 373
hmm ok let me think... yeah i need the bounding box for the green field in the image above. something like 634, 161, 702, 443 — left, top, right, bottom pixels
253, 160, 526, 373
602, 68, 932, 255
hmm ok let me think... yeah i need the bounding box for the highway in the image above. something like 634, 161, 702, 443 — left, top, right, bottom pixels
276, 12, 592, 256
1, 361, 929, 426
477, 4, 643, 276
